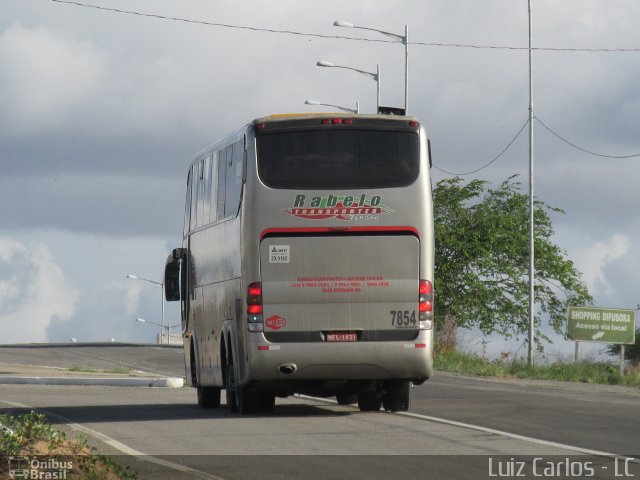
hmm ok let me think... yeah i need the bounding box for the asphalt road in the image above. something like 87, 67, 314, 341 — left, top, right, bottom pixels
1, 344, 638, 479
416, 374, 640, 456
0, 343, 185, 377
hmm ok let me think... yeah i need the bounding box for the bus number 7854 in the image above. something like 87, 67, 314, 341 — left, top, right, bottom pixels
390, 310, 417, 327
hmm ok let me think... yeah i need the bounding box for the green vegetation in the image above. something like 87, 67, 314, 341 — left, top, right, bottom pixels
0, 411, 137, 479
435, 349, 640, 388
69, 365, 133, 375
430, 176, 640, 387
607, 327, 640, 363
433, 176, 592, 347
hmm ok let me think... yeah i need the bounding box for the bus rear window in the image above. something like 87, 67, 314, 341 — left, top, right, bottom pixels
256, 130, 419, 189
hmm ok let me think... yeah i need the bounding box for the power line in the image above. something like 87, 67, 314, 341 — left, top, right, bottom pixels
433, 118, 530, 176
49, 0, 397, 43
50, 0, 640, 169
412, 41, 640, 53
535, 116, 640, 158
50, 0, 640, 53
433, 115, 640, 177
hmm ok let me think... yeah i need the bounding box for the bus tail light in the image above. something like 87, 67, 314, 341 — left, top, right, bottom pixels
247, 282, 264, 332
321, 118, 353, 125
419, 279, 433, 330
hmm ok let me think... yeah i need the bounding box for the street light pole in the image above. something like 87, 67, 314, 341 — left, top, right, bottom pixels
333, 21, 408, 114
316, 60, 380, 113
403, 25, 409, 114
127, 274, 165, 344
135, 318, 180, 344
305, 99, 359, 114
377, 64, 381, 112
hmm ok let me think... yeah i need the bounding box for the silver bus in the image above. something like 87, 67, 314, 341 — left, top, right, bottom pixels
164, 113, 434, 414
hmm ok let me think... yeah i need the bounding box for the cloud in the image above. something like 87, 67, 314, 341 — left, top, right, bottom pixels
36, 231, 180, 343
573, 233, 631, 295
0, 237, 79, 343
0, 174, 185, 236
0, 23, 107, 135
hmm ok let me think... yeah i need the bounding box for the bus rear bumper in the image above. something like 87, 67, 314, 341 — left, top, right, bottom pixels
245, 331, 433, 383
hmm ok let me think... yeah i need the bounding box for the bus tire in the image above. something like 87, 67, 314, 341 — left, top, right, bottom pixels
357, 392, 381, 412
189, 342, 197, 386
237, 385, 260, 414
197, 386, 221, 408
225, 364, 238, 413
382, 380, 411, 412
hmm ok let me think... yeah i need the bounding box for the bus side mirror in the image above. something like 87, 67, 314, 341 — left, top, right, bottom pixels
164, 248, 186, 301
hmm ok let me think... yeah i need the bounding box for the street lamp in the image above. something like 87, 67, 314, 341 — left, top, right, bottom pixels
316, 60, 380, 113
127, 274, 165, 343
305, 99, 359, 114
135, 318, 180, 344
333, 20, 408, 114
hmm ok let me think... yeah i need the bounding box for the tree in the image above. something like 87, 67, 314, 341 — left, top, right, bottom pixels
433, 175, 592, 346
606, 329, 640, 365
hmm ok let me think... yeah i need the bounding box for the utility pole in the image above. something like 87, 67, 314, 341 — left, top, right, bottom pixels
527, 0, 535, 366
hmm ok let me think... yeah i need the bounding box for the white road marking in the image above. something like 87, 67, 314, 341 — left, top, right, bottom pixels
397, 410, 622, 458
3, 401, 226, 480
299, 395, 636, 461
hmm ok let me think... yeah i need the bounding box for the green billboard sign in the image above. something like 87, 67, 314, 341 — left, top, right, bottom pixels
567, 306, 636, 344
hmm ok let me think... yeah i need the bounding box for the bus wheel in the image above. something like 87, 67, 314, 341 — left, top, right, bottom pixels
382, 380, 411, 412
237, 385, 260, 414
336, 393, 357, 405
225, 365, 238, 413
197, 386, 221, 408
357, 392, 381, 412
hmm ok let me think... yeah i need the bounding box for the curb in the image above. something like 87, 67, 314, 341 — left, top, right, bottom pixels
0, 376, 184, 388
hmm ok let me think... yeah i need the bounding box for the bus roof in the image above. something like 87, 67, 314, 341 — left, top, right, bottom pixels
254, 113, 419, 124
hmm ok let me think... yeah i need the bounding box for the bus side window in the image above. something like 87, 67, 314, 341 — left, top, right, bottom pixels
183, 169, 192, 237
209, 151, 218, 222
196, 158, 205, 228
216, 147, 227, 221
189, 164, 198, 232
203, 155, 211, 225
225, 140, 243, 218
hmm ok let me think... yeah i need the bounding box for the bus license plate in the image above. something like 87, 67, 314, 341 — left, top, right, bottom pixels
326, 332, 358, 342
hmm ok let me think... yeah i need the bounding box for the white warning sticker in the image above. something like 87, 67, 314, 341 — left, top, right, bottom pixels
269, 245, 290, 263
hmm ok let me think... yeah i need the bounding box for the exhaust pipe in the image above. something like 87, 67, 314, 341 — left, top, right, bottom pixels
277, 363, 297, 375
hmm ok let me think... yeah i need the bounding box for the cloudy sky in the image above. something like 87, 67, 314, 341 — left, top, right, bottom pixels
1, 0, 638, 358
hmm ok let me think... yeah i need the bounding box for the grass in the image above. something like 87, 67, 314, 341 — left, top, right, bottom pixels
435, 349, 640, 388
0, 410, 137, 479
69, 365, 133, 375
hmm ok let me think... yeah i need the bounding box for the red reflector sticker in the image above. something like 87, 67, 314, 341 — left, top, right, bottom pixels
265, 315, 286, 330
415, 343, 427, 349
326, 332, 358, 342
257, 345, 270, 351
